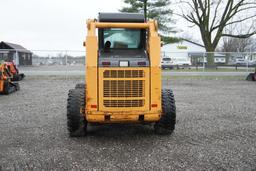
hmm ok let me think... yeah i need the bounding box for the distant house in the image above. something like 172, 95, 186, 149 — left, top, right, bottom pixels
0, 41, 32, 65
214, 53, 226, 64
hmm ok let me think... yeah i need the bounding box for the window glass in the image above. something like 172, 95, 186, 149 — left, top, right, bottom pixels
103, 28, 141, 49
162, 58, 171, 61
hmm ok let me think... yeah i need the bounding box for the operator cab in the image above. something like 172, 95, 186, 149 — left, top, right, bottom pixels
98, 13, 149, 67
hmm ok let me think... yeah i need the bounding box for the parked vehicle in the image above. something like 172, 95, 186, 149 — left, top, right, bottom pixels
248, 60, 256, 66
161, 57, 174, 69
0, 63, 20, 95
4, 61, 25, 81
172, 57, 191, 66
235, 57, 247, 65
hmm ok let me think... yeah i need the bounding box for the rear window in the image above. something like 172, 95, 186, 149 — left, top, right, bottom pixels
162, 58, 171, 61
103, 28, 142, 49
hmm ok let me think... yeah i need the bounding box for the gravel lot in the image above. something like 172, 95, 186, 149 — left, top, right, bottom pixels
0, 77, 256, 170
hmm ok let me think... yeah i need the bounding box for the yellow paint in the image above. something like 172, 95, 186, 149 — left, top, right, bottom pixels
85, 25, 98, 112
98, 67, 150, 111
86, 111, 160, 123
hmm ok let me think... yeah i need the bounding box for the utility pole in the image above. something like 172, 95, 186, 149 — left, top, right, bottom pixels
138, 0, 147, 21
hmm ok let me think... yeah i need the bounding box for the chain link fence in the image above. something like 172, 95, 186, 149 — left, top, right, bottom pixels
161, 52, 256, 72
1, 49, 255, 78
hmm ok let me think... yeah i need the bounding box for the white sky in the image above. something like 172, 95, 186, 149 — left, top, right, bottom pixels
0, 0, 206, 52
0, 0, 127, 51
1, 0, 255, 52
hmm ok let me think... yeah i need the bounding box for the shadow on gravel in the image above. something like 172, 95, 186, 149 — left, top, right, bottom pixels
87, 124, 155, 137
68, 124, 175, 143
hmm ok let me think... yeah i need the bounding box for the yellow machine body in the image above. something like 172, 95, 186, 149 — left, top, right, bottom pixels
84, 20, 162, 123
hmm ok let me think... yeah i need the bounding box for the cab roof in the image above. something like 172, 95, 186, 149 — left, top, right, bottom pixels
98, 13, 145, 23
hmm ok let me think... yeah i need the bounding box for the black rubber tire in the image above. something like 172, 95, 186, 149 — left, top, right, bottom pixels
246, 73, 256, 81
13, 73, 25, 81
1, 81, 19, 95
154, 89, 176, 135
12, 74, 19, 81
67, 88, 87, 137
75, 83, 86, 89
3, 81, 10, 95
20, 73, 25, 80
13, 82, 20, 91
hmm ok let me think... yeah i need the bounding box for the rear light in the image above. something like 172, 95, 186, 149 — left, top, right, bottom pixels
102, 61, 111, 66
91, 105, 97, 108
151, 104, 158, 108
138, 61, 146, 66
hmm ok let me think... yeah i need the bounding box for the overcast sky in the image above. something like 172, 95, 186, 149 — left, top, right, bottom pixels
1, 0, 127, 51
1, 0, 200, 52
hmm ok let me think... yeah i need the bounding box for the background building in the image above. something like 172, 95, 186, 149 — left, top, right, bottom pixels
161, 39, 205, 65
161, 40, 228, 65
0, 41, 32, 65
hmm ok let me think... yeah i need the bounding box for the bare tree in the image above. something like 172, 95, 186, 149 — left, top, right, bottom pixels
176, 0, 256, 63
221, 34, 256, 52
221, 21, 256, 52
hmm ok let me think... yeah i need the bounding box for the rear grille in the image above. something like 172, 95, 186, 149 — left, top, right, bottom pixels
104, 70, 144, 78
103, 80, 144, 97
103, 70, 145, 108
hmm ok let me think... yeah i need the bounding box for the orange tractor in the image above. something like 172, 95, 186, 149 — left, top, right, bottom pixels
4, 61, 25, 81
0, 62, 20, 95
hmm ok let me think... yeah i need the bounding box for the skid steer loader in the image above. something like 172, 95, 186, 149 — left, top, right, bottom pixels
67, 13, 176, 136
0, 62, 20, 95
4, 61, 25, 81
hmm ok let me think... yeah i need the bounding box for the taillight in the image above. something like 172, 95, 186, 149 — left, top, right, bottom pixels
151, 104, 158, 108
138, 61, 146, 66
91, 105, 97, 108
102, 61, 111, 66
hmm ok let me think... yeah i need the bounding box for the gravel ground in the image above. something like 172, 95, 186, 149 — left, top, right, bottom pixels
0, 77, 256, 170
